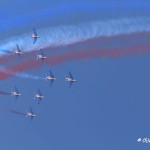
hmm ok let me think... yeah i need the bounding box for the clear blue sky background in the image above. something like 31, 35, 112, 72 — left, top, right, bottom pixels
0, 0, 150, 149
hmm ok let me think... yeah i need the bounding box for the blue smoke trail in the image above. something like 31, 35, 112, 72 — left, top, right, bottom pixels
0, 17, 150, 56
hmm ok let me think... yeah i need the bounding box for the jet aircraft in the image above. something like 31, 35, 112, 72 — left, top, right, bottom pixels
13, 44, 22, 59
65, 72, 77, 88
37, 49, 47, 63
45, 70, 56, 86
31, 28, 39, 44
11, 86, 21, 101
26, 107, 36, 121
34, 88, 44, 104
10, 107, 36, 121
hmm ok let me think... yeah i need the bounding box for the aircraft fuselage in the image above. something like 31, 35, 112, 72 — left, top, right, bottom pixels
11, 92, 21, 96
26, 112, 36, 117
65, 78, 77, 82
35, 94, 44, 99
37, 54, 47, 60
31, 34, 39, 38
15, 51, 22, 55
46, 76, 56, 80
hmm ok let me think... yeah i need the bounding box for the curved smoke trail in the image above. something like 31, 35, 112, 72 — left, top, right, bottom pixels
0, 17, 150, 56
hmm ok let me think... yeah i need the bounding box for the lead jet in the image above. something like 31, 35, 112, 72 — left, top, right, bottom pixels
13, 44, 22, 59
11, 86, 21, 101
34, 88, 44, 104
65, 72, 77, 88
31, 28, 39, 44
45, 70, 56, 86
37, 49, 47, 63
26, 107, 36, 121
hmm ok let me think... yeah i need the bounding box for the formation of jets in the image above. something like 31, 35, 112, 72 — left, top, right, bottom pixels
8, 28, 77, 122
14, 28, 40, 60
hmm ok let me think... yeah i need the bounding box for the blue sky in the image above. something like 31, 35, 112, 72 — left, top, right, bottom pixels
0, 0, 150, 150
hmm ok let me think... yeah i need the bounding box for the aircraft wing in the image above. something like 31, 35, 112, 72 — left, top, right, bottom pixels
69, 81, 73, 88
40, 49, 44, 56
49, 80, 54, 86
16, 53, 20, 60
37, 56, 44, 63
29, 107, 33, 114
14, 86, 19, 93
33, 28, 37, 35
38, 49, 44, 56
37, 88, 42, 96
49, 70, 54, 78
15, 95, 19, 101
68, 71, 73, 79
30, 116, 34, 122
41, 58, 44, 63
37, 98, 41, 104
16, 44, 20, 51
33, 37, 37, 44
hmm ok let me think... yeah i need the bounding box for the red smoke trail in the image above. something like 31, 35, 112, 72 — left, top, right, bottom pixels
0, 43, 150, 80
0, 59, 40, 79
46, 44, 150, 66
0, 91, 11, 95
0, 55, 14, 64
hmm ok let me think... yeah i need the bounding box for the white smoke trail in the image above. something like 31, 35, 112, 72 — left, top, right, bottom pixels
0, 17, 150, 55
15, 73, 44, 80
0, 65, 44, 80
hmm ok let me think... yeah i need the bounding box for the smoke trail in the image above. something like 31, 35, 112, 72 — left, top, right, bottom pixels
0, 65, 43, 80
0, 17, 150, 56
16, 73, 44, 80
0, 43, 150, 80
46, 44, 150, 66
0, 91, 11, 95
0, 49, 13, 54
10, 110, 25, 116
0, 60, 40, 79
